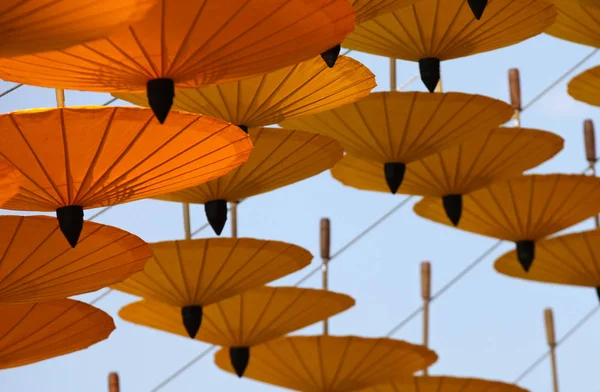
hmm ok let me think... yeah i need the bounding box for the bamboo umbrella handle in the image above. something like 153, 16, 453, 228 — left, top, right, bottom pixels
509, 68, 521, 127
584, 119, 596, 164
421, 261, 431, 376
544, 308, 559, 392
108, 372, 120, 392
320, 218, 330, 335
55, 89, 65, 108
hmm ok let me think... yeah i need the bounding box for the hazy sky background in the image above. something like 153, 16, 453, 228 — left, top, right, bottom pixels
1, 29, 599, 392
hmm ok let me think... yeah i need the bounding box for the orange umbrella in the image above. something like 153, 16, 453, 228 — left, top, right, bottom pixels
0, 106, 252, 248
0, 0, 157, 58
112, 238, 312, 338
0, 215, 151, 305
0, 0, 356, 123
214, 335, 438, 391
414, 174, 600, 272
113, 55, 376, 133
155, 127, 343, 235
0, 299, 114, 369
331, 128, 564, 225
0, 157, 21, 207
342, 0, 556, 91
360, 376, 529, 392
545, 0, 600, 49
568, 66, 600, 107
281, 92, 514, 193
120, 287, 355, 376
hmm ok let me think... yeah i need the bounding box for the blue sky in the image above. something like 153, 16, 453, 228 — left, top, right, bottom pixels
1, 31, 599, 392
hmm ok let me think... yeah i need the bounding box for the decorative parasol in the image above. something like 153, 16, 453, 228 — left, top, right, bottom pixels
568, 66, 600, 107
545, 0, 600, 49
360, 376, 529, 391
0, 157, 21, 207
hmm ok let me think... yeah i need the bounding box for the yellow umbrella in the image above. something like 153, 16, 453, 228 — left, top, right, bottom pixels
414, 174, 600, 272
495, 228, 600, 302
155, 127, 343, 235
545, 0, 600, 49
119, 286, 355, 376
112, 55, 376, 133
568, 66, 600, 107
281, 91, 514, 193
342, 0, 556, 91
214, 335, 438, 391
360, 376, 529, 392
0, 157, 21, 207
111, 238, 312, 338
331, 128, 564, 225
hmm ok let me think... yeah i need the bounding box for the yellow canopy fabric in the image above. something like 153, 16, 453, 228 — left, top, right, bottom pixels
568, 66, 600, 107
0, 157, 21, 208
0, 215, 150, 305
0, 0, 157, 58
545, 0, 600, 48
360, 376, 529, 392
155, 127, 343, 204
350, 0, 421, 24
119, 287, 355, 347
111, 238, 312, 307
214, 335, 438, 391
0, 299, 114, 369
113, 56, 376, 128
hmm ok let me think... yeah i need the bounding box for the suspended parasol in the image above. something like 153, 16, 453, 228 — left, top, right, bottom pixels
331, 128, 564, 225
214, 335, 438, 391
0, 157, 21, 207
545, 0, 600, 48
281, 91, 514, 194
112, 55, 376, 133
0, 299, 114, 369
154, 127, 343, 235
568, 66, 600, 107
0, 0, 356, 123
360, 376, 529, 391
495, 229, 600, 303
0, 215, 151, 305
413, 174, 600, 272
342, 0, 556, 91
119, 286, 355, 377
112, 238, 312, 338
0, 0, 157, 58
0, 106, 252, 248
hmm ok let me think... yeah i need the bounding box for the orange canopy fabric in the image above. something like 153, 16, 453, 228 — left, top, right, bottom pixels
111, 238, 312, 307
214, 335, 438, 391
155, 127, 343, 204
113, 56, 376, 128
0, 299, 114, 369
494, 229, 600, 288
331, 128, 564, 196
119, 287, 355, 347
280, 92, 514, 164
0, 106, 252, 211
361, 376, 529, 392
568, 66, 600, 107
350, 0, 421, 24
413, 174, 600, 241
0, 215, 150, 305
0, 0, 157, 58
545, 0, 600, 48
0, 0, 356, 92
342, 0, 556, 61
0, 157, 21, 207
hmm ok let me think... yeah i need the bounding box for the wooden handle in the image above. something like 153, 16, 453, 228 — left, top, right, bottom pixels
421, 261, 431, 301
320, 218, 330, 260
544, 308, 556, 347
584, 119, 597, 163
109, 372, 120, 392
55, 89, 65, 108
509, 68, 521, 111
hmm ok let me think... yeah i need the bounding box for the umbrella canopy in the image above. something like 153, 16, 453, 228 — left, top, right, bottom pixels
0, 299, 114, 369
113, 55, 376, 132
281, 91, 514, 194
154, 127, 343, 235
331, 128, 564, 225
0, 157, 21, 207
214, 335, 438, 391
342, 0, 556, 91
0, 106, 252, 248
413, 174, 600, 272
360, 376, 529, 392
0, 0, 156, 58
0, 215, 150, 305
112, 238, 312, 338
545, 0, 600, 48
0, 0, 356, 123
568, 65, 600, 107
119, 286, 355, 376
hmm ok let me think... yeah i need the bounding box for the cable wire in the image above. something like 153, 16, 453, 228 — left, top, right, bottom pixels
0, 84, 23, 99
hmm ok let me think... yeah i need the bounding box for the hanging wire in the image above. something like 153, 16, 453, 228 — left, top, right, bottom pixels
0, 84, 23, 98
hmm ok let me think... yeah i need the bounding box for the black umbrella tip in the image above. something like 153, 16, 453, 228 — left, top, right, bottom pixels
237, 125, 249, 133
467, 0, 488, 20
204, 199, 228, 236
418, 58, 441, 93
181, 305, 203, 339
595, 287, 600, 303
229, 346, 250, 378
383, 162, 406, 194
56, 205, 84, 248
320, 44, 342, 68
442, 194, 463, 226
515, 240, 535, 272
147, 78, 175, 124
